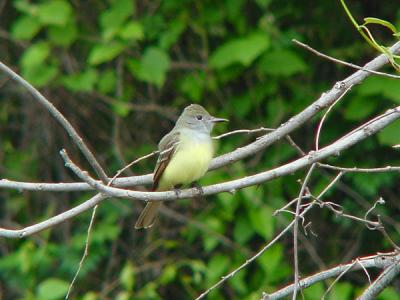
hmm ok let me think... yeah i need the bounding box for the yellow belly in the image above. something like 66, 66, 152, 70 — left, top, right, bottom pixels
158, 139, 213, 190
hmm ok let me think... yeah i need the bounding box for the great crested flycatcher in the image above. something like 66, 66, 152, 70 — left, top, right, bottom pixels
134, 104, 228, 229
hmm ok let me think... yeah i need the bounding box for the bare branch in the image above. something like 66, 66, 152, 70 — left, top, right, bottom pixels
315, 85, 352, 150
55, 108, 400, 203
319, 164, 400, 173
210, 41, 400, 170
1, 42, 400, 193
357, 256, 400, 300
262, 252, 399, 300
293, 39, 400, 79
65, 206, 98, 299
0, 194, 107, 238
213, 127, 274, 139
196, 170, 344, 300
1, 106, 399, 238
292, 164, 317, 300
0, 61, 109, 183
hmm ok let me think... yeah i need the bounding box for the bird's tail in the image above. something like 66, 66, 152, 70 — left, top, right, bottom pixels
134, 201, 162, 229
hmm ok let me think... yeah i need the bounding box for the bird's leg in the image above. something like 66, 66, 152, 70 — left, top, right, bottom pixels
191, 182, 204, 196
173, 184, 183, 198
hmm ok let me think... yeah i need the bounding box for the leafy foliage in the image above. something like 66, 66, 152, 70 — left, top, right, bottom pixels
1, 0, 400, 299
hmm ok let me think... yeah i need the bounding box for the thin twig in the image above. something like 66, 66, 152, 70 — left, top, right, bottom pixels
262, 252, 398, 300
65, 205, 98, 299
196, 170, 343, 300
319, 163, 400, 173
293, 39, 400, 79
213, 127, 274, 139
292, 164, 316, 300
1, 106, 398, 238
357, 257, 400, 300
315, 85, 353, 150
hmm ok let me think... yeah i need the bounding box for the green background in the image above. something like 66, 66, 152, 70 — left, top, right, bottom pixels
0, 0, 400, 299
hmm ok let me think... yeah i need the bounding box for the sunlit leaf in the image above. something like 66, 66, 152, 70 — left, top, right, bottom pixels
37, 278, 69, 300
37, 0, 72, 26
258, 49, 307, 76
209, 32, 270, 69
88, 43, 125, 65
128, 47, 171, 87
11, 16, 41, 40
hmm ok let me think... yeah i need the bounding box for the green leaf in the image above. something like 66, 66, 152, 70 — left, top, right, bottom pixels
22, 64, 58, 87
120, 261, 135, 291
377, 287, 400, 300
357, 76, 387, 96
100, 0, 134, 40
14, 0, 37, 15
248, 205, 274, 240
20, 42, 57, 87
48, 21, 78, 47
37, 0, 72, 26
303, 282, 325, 300
129, 47, 171, 87
258, 244, 291, 283
62, 69, 98, 92
112, 102, 131, 117
363, 17, 398, 33
231, 93, 253, 117
327, 282, 353, 300
233, 215, 254, 244
178, 73, 205, 102
21, 42, 51, 69
159, 264, 177, 284
381, 79, 400, 103
258, 49, 307, 76
11, 16, 41, 40
206, 254, 230, 285
159, 19, 186, 49
377, 121, 400, 146
202, 217, 223, 252
255, 0, 272, 8
37, 278, 69, 300
88, 43, 125, 65
229, 268, 248, 294
343, 97, 377, 121
97, 69, 117, 94
209, 32, 270, 69
119, 21, 144, 41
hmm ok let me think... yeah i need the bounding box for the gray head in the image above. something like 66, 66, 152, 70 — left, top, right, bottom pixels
175, 104, 228, 133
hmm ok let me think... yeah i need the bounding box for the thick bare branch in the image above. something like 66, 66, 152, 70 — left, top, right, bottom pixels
0, 194, 107, 238
1, 41, 399, 193
262, 252, 399, 300
357, 258, 400, 300
57, 108, 400, 202
1, 106, 399, 238
293, 39, 400, 79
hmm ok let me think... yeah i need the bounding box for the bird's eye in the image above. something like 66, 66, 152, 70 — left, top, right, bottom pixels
196, 115, 203, 120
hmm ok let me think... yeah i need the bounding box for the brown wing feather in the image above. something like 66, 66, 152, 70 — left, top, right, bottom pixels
152, 131, 180, 191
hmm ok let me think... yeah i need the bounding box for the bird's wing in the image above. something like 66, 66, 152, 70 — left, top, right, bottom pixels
152, 130, 180, 191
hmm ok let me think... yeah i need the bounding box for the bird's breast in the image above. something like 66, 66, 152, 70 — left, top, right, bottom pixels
159, 134, 213, 189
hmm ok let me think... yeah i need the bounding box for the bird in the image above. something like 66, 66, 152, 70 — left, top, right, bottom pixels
134, 104, 228, 229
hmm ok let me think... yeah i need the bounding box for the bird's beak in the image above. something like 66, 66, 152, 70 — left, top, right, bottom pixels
210, 116, 229, 123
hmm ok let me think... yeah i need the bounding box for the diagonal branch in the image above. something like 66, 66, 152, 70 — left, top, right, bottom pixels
59, 107, 400, 202
1, 106, 399, 238
1, 41, 400, 193
357, 254, 400, 300
0, 61, 109, 183
262, 252, 400, 300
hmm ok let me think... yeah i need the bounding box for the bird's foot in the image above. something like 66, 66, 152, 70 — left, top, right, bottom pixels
191, 182, 204, 196
173, 184, 183, 198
